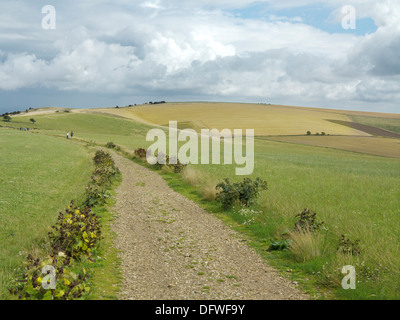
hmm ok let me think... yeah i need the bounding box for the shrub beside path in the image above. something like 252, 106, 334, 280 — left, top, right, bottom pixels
110, 153, 308, 300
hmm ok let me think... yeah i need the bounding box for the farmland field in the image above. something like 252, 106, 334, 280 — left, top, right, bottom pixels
264, 136, 400, 159
3, 102, 400, 299
349, 115, 400, 135
90, 102, 371, 136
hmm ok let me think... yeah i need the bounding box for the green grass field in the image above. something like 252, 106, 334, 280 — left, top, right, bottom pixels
350, 115, 400, 134
264, 136, 400, 159
162, 139, 400, 299
11, 112, 153, 149
0, 130, 93, 299
3, 104, 400, 299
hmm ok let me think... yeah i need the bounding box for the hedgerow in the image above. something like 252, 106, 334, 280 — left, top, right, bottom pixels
83, 150, 120, 207
9, 150, 119, 300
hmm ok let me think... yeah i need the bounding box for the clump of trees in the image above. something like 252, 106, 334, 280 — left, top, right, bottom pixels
148, 101, 166, 105
307, 131, 327, 136
1, 107, 36, 118
1, 111, 21, 117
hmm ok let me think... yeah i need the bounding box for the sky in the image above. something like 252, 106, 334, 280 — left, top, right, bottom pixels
0, 0, 399, 114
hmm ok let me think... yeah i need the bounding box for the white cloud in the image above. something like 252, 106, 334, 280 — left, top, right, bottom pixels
140, 0, 164, 10
0, 0, 399, 112
0, 53, 47, 90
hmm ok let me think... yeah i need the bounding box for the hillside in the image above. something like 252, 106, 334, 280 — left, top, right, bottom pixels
10, 102, 400, 159
87, 102, 372, 136
79, 102, 400, 159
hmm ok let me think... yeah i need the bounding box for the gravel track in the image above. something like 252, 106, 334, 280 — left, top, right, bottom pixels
110, 153, 308, 300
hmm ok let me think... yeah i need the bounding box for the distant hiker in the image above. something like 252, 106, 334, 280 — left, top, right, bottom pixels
67, 132, 69, 139
71, 131, 74, 138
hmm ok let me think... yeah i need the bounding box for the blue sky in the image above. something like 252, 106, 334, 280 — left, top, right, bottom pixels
229, 3, 378, 36
0, 0, 399, 114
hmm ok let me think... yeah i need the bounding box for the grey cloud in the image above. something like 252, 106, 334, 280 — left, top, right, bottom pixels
350, 34, 400, 77
344, 0, 400, 77
0, 0, 399, 113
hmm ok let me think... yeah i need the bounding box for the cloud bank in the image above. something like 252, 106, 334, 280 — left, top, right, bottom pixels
0, 0, 399, 112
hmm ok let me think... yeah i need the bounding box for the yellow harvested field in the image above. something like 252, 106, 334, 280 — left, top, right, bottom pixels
265, 136, 400, 159
90, 102, 371, 136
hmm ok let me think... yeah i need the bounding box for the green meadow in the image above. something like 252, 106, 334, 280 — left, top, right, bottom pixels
159, 134, 400, 299
195, 139, 400, 299
12, 112, 153, 150
3, 109, 400, 299
0, 129, 93, 299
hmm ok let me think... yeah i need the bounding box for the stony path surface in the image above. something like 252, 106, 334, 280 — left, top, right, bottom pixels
110, 153, 308, 300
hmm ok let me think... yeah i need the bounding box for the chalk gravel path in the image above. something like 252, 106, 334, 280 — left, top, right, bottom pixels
110, 153, 308, 300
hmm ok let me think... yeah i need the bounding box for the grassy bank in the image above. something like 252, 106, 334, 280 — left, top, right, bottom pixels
86, 175, 123, 300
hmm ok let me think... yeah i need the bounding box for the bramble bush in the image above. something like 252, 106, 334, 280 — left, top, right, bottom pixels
91, 166, 113, 187
294, 208, 325, 232
105, 141, 115, 149
134, 148, 147, 158
83, 150, 119, 207
48, 202, 102, 260
93, 150, 118, 173
83, 184, 109, 207
106, 141, 121, 151
167, 156, 187, 173
216, 177, 268, 209
141, 149, 187, 173
9, 254, 89, 300
337, 234, 361, 256
153, 152, 168, 170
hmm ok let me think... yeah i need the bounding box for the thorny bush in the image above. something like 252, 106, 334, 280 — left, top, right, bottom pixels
216, 177, 268, 209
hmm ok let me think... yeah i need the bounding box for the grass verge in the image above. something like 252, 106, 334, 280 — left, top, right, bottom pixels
86, 174, 123, 300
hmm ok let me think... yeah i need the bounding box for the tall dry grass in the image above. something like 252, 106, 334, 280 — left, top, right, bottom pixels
319, 253, 357, 287
180, 167, 218, 201
288, 229, 328, 263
